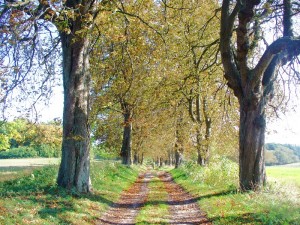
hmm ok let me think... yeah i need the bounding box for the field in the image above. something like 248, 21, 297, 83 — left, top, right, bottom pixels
267, 163, 300, 188
0, 158, 60, 182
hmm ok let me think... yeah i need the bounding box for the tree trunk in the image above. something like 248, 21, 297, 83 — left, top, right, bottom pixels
168, 150, 173, 166
196, 127, 204, 166
197, 148, 204, 166
120, 109, 132, 165
159, 157, 163, 167
174, 107, 184, 168
133, 151, 138, 164
203, 98, 211, 165
139, 152, 144, 165
57, 33, 91, 193
239, 97, 266, 191
175, 149, 183, 168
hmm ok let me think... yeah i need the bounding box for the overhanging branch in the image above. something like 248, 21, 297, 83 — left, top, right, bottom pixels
253, 37, 300, 86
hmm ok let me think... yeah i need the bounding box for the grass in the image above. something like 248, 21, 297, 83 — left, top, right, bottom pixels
136, 172, 169, 224
169, 158, 300, 225
0, 167, 39, 182
0, 161, 140, 225
267, 166, 300, 188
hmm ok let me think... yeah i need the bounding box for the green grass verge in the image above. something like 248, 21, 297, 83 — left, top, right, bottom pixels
169, 158, 300, 225
136, 172, 169, 224
0, 161, 139, 224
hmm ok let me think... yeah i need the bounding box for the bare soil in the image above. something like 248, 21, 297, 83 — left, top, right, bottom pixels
158, 171, 211, 225
97, 172, 153, 225
97, 170, 211, 225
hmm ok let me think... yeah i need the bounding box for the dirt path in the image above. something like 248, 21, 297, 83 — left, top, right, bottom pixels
97, 172, 153, 225
97, 171, 211, 225
158, 171, 211, 225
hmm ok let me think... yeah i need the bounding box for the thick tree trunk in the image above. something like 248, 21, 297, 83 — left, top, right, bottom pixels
220, 0, 300, 192
120, 110, 132, 165
239, 97, 266, 191
57, 33, 91, 193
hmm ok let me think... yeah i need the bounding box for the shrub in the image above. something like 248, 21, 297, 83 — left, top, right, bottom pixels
0, 146, 38, 159
177, 155, 239, 189
92, 145, 119, 160
36, 144, 61, 158
0, 144, 61, 159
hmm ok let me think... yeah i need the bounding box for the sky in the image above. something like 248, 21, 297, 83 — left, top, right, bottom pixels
266, 104, 300, 145
37, 85, 64, 122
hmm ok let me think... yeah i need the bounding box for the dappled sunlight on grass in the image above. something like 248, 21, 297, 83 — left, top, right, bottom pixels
170, 160, 300, 225
0, 161, 140, 224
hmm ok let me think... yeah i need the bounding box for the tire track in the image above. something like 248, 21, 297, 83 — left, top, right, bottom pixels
97, 171, 211, 225
97, 172, 153, 225
158, 171, 212, 225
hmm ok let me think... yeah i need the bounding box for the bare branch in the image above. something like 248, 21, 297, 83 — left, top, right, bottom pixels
115, 9, 166, 45
254, 37, 300, 86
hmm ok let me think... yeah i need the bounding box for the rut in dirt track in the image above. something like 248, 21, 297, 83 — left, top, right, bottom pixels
158, 171, 211, 225
97, 172, 153, 225
97, 170, 211, 225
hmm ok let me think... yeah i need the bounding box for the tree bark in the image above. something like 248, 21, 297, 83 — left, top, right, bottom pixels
159, 157, 163, 167
120, 107, 132, 165
133, 151, 138, 164
140, 152, 144, 165
203, 98, 211, 165
57, 33, 91, 193
175, 149, 183, 168
174, 116, 184, 168
239, 96, 266, 191
196, 127, 204, 166
168, 150, 173, 166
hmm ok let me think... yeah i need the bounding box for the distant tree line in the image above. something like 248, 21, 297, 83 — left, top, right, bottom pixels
265, 143, 300, 166
0, 119, 62, 159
